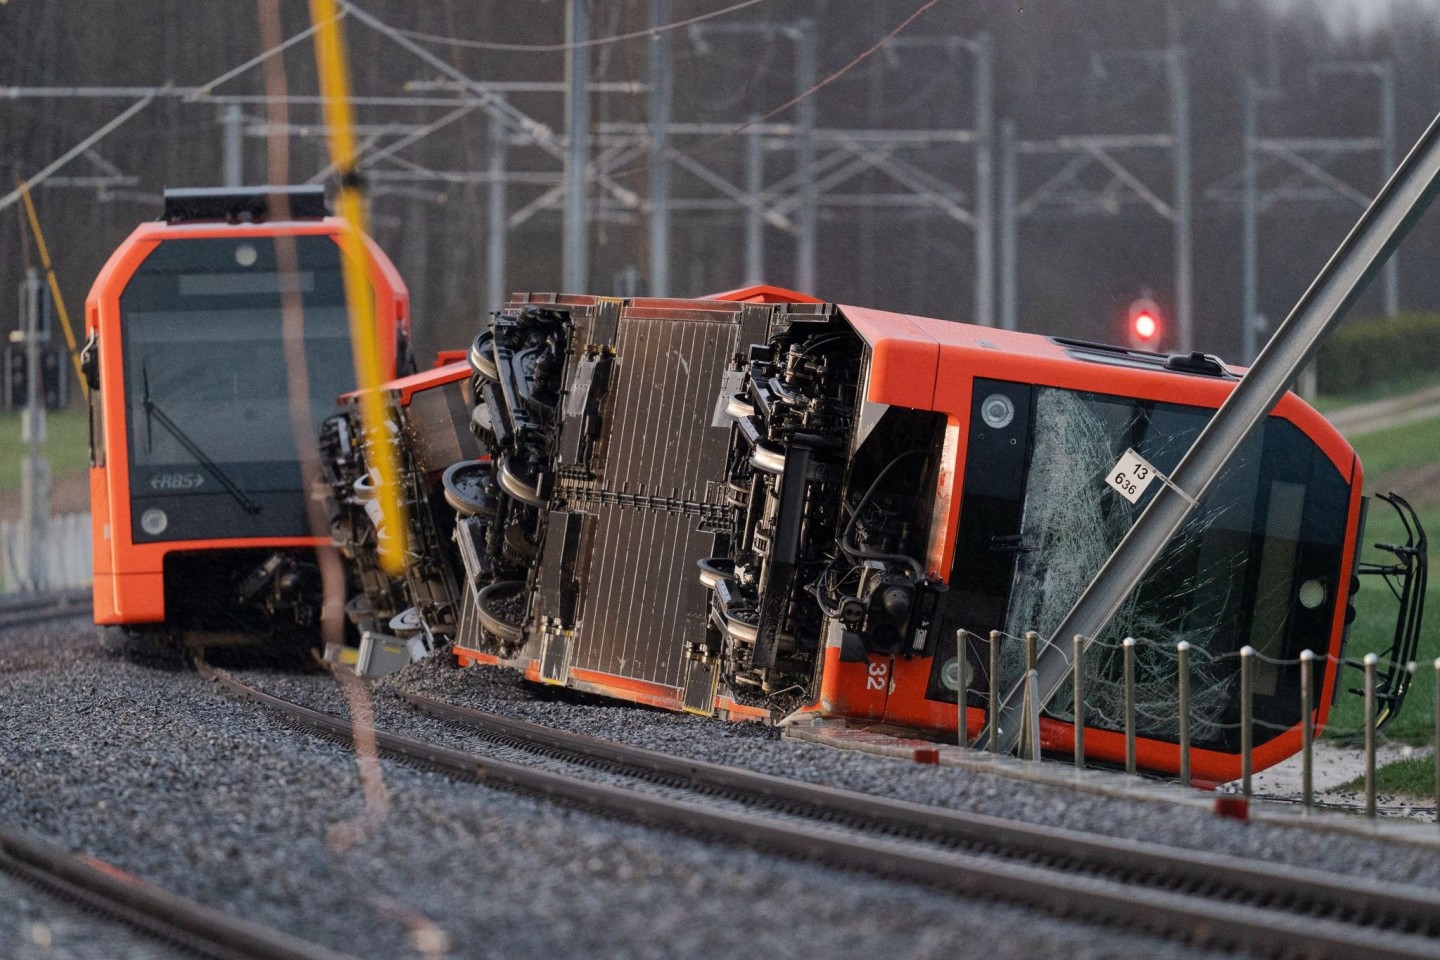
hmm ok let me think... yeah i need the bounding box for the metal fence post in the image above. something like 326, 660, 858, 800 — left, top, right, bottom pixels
1072, 634, 1085, 770
1176, 640, 1191, 788
988, 630, 1001, 754
1434, 658, 1440, 831
1123, 637, 1137, 775
1300, 649, 1315, 812
1364, 652, 1378, 819
1022, 630, 1038, 761
1240, 645, 1254, 797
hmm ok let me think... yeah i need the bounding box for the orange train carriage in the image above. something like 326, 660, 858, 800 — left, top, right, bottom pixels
422, 287, 1424, 784
86, 186, 409, 635
320, 356, 480, 669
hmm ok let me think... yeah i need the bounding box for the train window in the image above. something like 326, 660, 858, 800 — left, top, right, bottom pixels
118, 235, 360, 542
940, 379, 1348, 752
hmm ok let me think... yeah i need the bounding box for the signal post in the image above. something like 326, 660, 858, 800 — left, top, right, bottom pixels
11, 269, 51, 591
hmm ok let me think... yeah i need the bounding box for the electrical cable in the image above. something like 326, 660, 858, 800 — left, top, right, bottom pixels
388, 0, 772, 53
600, 0, 947, 183
840, 448, 926, 579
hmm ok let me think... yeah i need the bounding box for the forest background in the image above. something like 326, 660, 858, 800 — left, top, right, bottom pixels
3, 0, 1438, 361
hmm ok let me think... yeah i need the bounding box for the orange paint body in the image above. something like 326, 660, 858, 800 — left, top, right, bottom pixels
438, 289, 1362, 785
87, 217, 407, 626
819, 307, 1362, 784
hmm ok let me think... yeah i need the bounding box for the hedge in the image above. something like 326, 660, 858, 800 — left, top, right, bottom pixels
1316, 311, 1440, 396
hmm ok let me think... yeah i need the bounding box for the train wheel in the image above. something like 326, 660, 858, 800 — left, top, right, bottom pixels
497, 456, 546, 507
469, 330, 499, 381
476, 580, 526, 643
443, 460, 496, 517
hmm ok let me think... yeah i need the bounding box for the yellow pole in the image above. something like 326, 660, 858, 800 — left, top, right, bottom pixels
308, 0, 407, 573
16, 180, 86, 396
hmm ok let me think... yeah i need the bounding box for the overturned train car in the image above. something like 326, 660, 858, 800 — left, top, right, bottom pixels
392, 291, 1419, 783
320, 354, 478, 670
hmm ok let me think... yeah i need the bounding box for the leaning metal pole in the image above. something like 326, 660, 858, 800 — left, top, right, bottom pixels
972, 33, 995, 328
563, 0, 589, 293
647, 0, 672, 298
794, 19, 818, 295
988, 107, 1440, 756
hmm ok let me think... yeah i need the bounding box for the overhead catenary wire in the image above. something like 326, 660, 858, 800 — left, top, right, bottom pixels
388, 0, 772, 53
601, 0, 946, 183
1, 11, 343, 212
730, 0, 944, 137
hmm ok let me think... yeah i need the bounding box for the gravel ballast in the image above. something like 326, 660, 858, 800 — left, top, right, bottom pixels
352, 653, 1440, 889
0, 620, 1255, 959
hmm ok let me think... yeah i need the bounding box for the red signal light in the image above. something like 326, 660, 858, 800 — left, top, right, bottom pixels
1127, 297, 1163, 349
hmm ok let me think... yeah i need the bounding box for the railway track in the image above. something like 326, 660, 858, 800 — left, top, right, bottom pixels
200, 663, 1440, 960
0, 823, 353, 960
0, 589, 91, 632
0, 591, 353, 959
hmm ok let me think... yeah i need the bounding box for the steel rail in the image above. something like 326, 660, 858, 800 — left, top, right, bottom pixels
0, 590, 92, 632
0, 824, 354, 960
200, 666, 1440, 960
403, 693, 1440, 932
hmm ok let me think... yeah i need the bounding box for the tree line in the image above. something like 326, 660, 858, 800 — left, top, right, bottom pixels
3, 0, 1438, 363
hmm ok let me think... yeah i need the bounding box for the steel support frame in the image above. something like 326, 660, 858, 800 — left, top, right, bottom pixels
13, 12, 993, 313
1232, 63, 1399, 362
997, 47, 1191, 349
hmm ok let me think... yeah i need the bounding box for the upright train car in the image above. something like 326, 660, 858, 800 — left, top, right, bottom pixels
443, 290, 1423, 782
85, 186, 409, 636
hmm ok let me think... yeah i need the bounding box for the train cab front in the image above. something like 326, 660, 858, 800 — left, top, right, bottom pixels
85, 186, 408, 635
798, 310, 1370, 783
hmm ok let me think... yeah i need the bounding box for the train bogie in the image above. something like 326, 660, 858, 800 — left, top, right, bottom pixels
323, 359, 481, 670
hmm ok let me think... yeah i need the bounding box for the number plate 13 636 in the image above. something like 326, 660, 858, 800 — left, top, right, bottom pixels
1107, 448, 1159, 504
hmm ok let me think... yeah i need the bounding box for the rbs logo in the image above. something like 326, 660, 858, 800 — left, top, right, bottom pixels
150, 472, 205, 491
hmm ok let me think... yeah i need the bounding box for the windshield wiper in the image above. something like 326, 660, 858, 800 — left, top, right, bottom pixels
142, 363, 263, 515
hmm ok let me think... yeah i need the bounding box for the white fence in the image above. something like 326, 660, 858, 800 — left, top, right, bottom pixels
0, 512, 92, 594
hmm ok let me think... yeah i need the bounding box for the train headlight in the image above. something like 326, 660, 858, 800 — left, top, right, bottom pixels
140, 508, 168, 536
235, 243, 258, 267
1298, 579, 1327, 610
939, 657, 961, 691
980, 393, 1015, 430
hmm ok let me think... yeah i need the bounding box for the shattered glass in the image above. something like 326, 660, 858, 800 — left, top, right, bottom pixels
1000, 388, 1256, 744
